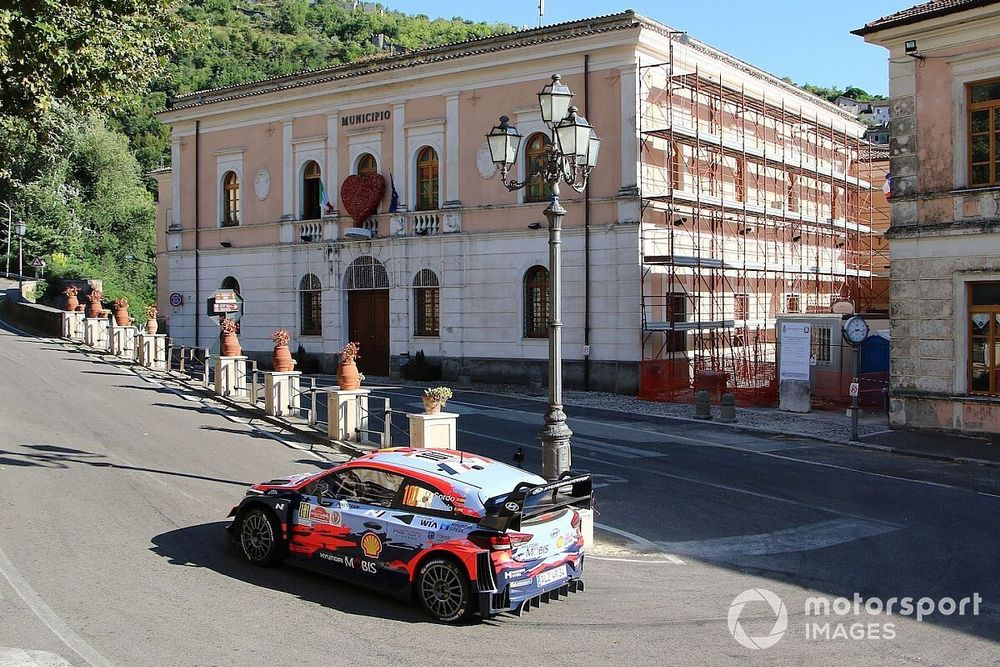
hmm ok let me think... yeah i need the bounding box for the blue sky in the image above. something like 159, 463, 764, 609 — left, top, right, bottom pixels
385, 1, 912, 96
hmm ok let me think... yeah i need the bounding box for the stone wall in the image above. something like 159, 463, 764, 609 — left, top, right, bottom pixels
1, 290, 64, 337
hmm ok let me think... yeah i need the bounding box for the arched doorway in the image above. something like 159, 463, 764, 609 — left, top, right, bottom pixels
343, 256, 390, 376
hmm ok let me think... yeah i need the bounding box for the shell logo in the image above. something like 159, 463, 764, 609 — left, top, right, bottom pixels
361, 532, 382, 558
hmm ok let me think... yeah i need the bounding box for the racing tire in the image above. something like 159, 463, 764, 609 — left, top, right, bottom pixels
416, 558, 473, 623
237, 507, 283, 566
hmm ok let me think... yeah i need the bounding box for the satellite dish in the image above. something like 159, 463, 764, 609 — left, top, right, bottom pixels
343, 227, 373, 240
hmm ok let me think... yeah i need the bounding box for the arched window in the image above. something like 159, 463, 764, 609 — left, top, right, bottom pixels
524, 133, 553, 203
413, 269, 440, 337
343, 255, 389, 290
222, 171, 240, 226
415, 147, 439, 211
300, 273, 322, 336
357, 153, 377, 176
221, 276, 241, 295
523, 265, 550, 338
302, 160, 321, 220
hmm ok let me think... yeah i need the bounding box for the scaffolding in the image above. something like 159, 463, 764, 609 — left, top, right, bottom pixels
638, 42, 881, 406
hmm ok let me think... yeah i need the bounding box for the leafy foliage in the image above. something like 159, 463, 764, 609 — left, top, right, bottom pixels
784, 78, 886, 103
0, 0, 176, 120
1, 1, 512, 322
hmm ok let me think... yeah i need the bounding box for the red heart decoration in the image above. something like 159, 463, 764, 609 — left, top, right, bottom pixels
340, 173, 385, 224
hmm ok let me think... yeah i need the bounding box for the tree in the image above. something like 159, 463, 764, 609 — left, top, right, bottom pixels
0, 0, 176, 120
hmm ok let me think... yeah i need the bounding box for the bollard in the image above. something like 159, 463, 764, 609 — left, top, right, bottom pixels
719, 393, 737, 423
694, 390, 712, 420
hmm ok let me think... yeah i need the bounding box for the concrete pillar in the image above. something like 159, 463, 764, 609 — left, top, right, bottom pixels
694, 390, 712, 420
111, 325, 138, 362
84, 318, 109, 350
326, 388, 370, 442
62, 311, 85, 342
264, 371, 302, 417
214, 355, 248, 400
137, 333, 168, 371
407, 411, 458, 449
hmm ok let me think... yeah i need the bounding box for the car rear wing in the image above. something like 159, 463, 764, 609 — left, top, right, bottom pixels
480, 472, 592, 532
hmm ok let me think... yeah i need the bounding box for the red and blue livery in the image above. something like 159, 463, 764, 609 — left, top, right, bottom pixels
227, 448, 592, 622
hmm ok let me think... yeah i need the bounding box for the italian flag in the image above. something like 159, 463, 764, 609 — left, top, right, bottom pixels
319, 179, 334, 214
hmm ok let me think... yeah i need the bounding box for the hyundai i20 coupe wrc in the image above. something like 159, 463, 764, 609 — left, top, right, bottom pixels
227, 448, 592, 622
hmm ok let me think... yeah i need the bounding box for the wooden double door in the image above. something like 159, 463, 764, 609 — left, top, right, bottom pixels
347, 290, 389, 377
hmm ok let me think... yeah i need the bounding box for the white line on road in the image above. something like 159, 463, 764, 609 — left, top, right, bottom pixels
594, 523, 685, 564
450, 397, 1000, 500
0, 545, 111, 667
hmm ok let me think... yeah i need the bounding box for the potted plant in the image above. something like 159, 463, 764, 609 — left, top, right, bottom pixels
86, 290, 103, 318
337, 341, 362, 390
422, 386, 453, 414
220, 317, 241, 357
112, 297, 131, 326
272, 329, 296, 372
63, 285, 80, 312
144, 304, 159, 335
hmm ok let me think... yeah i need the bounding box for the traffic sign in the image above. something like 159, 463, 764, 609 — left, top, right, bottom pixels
849, 382, 859, 398
169, 292, 183, 307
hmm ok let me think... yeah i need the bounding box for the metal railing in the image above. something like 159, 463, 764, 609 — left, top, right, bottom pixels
354, 395, 409, 448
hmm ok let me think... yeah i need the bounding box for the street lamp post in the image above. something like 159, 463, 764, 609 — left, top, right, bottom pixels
15, 220, 25, 294
484, 74, 601, 480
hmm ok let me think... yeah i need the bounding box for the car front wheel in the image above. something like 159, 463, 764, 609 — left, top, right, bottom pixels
238, 508, 283, 566
416, 558, 472, 623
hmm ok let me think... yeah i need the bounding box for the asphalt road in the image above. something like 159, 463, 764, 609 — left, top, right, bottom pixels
1, 318, 999, 665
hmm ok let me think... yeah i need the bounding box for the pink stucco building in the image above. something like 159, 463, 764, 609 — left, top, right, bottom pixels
857, 0, 1000, 433
154, 10, 875, 396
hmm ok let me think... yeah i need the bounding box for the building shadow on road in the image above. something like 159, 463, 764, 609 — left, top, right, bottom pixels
0, 443, 251, 487
150, 521, 453, 625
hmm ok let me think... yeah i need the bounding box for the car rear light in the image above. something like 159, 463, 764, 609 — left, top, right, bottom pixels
570, 510, 582, 531
471, 531, 533, 551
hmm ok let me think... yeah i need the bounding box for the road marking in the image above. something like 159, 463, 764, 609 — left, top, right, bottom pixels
588, 556, 687, 564
0, 546, 111, 667
0, 648, 73, 667
451, 397, 1000, 499
595, 523, 685, 564
656, 518, 897, 559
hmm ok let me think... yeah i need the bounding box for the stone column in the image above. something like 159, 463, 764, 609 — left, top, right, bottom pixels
215, 355, 248, 400
326, 388, 370, 442
264, 371, 302, 417
407, 411, 458, 449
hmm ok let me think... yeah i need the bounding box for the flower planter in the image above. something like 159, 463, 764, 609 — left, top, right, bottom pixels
65, 292, 79, 312
422, 396, 443, 414
75, 304, 85, 313
221, 331, 242, 357
272, 344, 295, 372
113, 306, 130, 327
145, 319, 158, 335
337, 360, 361, 390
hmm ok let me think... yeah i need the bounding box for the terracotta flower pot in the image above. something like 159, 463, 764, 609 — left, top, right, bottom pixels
422, 396, 442, 414
75, 304, 84, 313
86, 300, 102, 318
65, 293, 79, 312
337, 360, 361, 390
145, 319, 158, 335
221, 331, 242, 357
113, 307, 130, 327
272, 344, 295, 372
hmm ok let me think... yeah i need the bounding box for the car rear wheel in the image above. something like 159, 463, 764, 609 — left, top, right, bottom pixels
416, 558, 472, 623
238, 508, 282, 566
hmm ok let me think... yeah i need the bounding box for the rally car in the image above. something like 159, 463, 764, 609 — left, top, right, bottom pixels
226, 448, 591, 622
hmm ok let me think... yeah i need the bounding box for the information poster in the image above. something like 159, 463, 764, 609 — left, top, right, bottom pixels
779, 323, 811, 381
